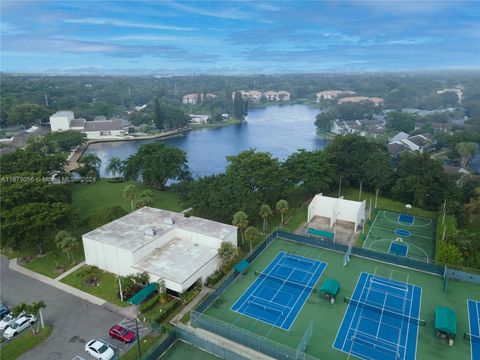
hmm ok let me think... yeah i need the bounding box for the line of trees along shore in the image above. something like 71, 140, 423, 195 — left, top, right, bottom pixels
1, 133, 479, 269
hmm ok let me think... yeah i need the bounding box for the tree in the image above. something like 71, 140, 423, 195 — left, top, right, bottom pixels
123, 185, 137, 211
0, 149, 67, 176
105, 157, 123, 178
386, 111, 416, 133
29, 301, 46, 332
245, 226, 259, 253
157, 278, 167, 304
232, 211, 248, 247
218, 241, 237, 272
456, 142, 478, 168
7, 103, 51, 126
282, 149, 336, 195
123, 143, 189, 190
45, 131, 86, 151
1, 202, 72, 254
136, 189, 154, 209
54, 231, 78, 264
154, 97, 163, 130
276, 199, 289, 226
435, 241, 463, 266
315, 112, 335, 132
465, 187, 480, 223
233, 91, 245, 120
259, 204, 273, 231
79, 154, 101, 174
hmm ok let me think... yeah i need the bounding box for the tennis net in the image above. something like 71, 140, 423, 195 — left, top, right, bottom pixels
464, 332, 480, 343
344, 296, 427, 326
255, 271, 316, 293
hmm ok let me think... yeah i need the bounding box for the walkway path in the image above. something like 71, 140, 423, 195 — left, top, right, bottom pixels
54, 261, 85, 281
9, 259, 136, 319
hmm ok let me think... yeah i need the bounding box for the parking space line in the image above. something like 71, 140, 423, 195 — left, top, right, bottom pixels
72, 356, 86, 360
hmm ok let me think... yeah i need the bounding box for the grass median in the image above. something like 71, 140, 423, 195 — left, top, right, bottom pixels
1, 325, 52, 360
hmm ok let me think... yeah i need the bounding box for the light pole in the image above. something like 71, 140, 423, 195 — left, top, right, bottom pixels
135, 318, 142, 359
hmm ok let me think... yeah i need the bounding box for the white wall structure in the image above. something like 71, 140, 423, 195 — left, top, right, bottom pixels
82, 207, 237, 294
308, 194, 366, 233
50, 111, 74, 132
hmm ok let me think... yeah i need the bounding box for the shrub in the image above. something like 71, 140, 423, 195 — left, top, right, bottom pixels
140, 294, 160, 313
206, 270, 225, 287
153, 300, 181, 324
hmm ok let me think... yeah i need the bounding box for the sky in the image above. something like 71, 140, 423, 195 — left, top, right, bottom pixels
1, 0, 479, 74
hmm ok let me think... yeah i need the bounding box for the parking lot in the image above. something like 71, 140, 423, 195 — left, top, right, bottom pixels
0, 256, 150, 360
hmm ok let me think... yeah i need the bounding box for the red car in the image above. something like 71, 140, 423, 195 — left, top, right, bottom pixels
109, 325, 136, 343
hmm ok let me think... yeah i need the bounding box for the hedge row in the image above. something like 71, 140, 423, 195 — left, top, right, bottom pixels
140, 293, 160, 314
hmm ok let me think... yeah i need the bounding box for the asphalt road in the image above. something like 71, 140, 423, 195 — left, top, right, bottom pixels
0, 256, 130, 360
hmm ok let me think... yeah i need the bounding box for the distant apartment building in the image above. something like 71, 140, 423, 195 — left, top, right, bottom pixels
315, 90, 355, 102
337, 96, 384, 106
232, 90, 290, 103
182, 93, 217, 105
436, 87, 463, 103
331, 119, 385, 137
49, 111, 127, 139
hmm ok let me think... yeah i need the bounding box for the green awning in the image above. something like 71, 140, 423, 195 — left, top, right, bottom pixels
308, 228, 334, 239
320, 278, 340, 297
235, 260, 250, 273
128, 282, 158, 305
435, 306, 456, 336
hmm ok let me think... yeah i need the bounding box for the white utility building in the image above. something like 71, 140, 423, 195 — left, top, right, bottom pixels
82, 207, 237, 294
308, 194, 366, 232
50, 111, 74, 131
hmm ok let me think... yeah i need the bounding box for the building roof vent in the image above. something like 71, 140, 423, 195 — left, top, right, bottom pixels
144, 227, 158, 237
163, 218, 175, 226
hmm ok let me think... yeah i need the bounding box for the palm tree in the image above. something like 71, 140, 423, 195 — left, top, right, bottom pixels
123, 184, 137, 211
79, 154, 102, 173
54, 231, 78, 264
29, 301, 46, 332
276, 199, 289, 226
245, 226, 259, 253
105, 157, 123, 178
259, 204, 273, 231
232, 211, 249, 247
136, 189, 154, 208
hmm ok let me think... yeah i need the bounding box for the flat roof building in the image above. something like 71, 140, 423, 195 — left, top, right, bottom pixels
82, 207, 237, 293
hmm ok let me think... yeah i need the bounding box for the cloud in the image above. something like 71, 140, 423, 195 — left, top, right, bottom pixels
0, 21, 26, 35
2, 34, 217, 61
64, 17, 196, 31
107, 34, 220, 45
166, 2, 250, 20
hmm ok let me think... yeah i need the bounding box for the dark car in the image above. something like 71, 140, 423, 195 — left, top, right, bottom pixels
109, 325, 136, 343
0, 303, 10, 319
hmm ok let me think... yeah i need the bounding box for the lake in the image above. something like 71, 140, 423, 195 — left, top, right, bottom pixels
86, 104, 327, 177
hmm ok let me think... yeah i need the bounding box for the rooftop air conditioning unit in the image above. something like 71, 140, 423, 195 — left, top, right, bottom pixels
163, 218, 175, 226
144, 227, 157, 237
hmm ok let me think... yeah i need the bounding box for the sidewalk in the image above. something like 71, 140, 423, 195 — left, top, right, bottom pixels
54, 261, 85, 281
172, 286, 212, 323
9, 259, 136, 319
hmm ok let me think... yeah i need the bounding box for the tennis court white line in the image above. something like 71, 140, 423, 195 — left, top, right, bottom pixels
366, 239, 430, 262
373, 225, 433, 239
363, 210, 380, 249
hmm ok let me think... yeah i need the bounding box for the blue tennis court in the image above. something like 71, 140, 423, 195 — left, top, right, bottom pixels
389, 242, 409, 257
230, 251, 327, 331
333, 272, 423, 360
398, 214, 414, 226
467, 299, 480, 360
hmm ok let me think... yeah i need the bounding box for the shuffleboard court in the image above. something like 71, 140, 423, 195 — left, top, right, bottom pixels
230, 251, 327, 331
467, 299, 480, 360
363, 209, 435, 262
333, 272, 423, 360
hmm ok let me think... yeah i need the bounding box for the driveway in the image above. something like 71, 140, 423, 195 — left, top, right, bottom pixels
0, 256, 130, 360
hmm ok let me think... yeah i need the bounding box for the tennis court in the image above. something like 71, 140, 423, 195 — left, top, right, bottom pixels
333, 272, 422, 360
231, 251, 327, 330
467, 299, 480, 360
363, 209, 435, 262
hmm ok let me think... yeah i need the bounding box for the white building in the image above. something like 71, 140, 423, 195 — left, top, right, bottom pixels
49, 111, 127, 139
232, 90, 290, 103
50, 111, 75, 131
308, 194, 366, 233
315, 90, 355, 102
82, 207, 238, 294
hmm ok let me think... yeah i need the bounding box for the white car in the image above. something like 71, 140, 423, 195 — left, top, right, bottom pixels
3, 314, 37, 339
0, 313, 18, 331
85, 339, 115, 360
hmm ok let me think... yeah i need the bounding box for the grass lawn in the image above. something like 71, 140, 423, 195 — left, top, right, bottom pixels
1, 325, 52, 360
72, 180, 182, 219
60, 265, 129, 307
119, 333, 162, 360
